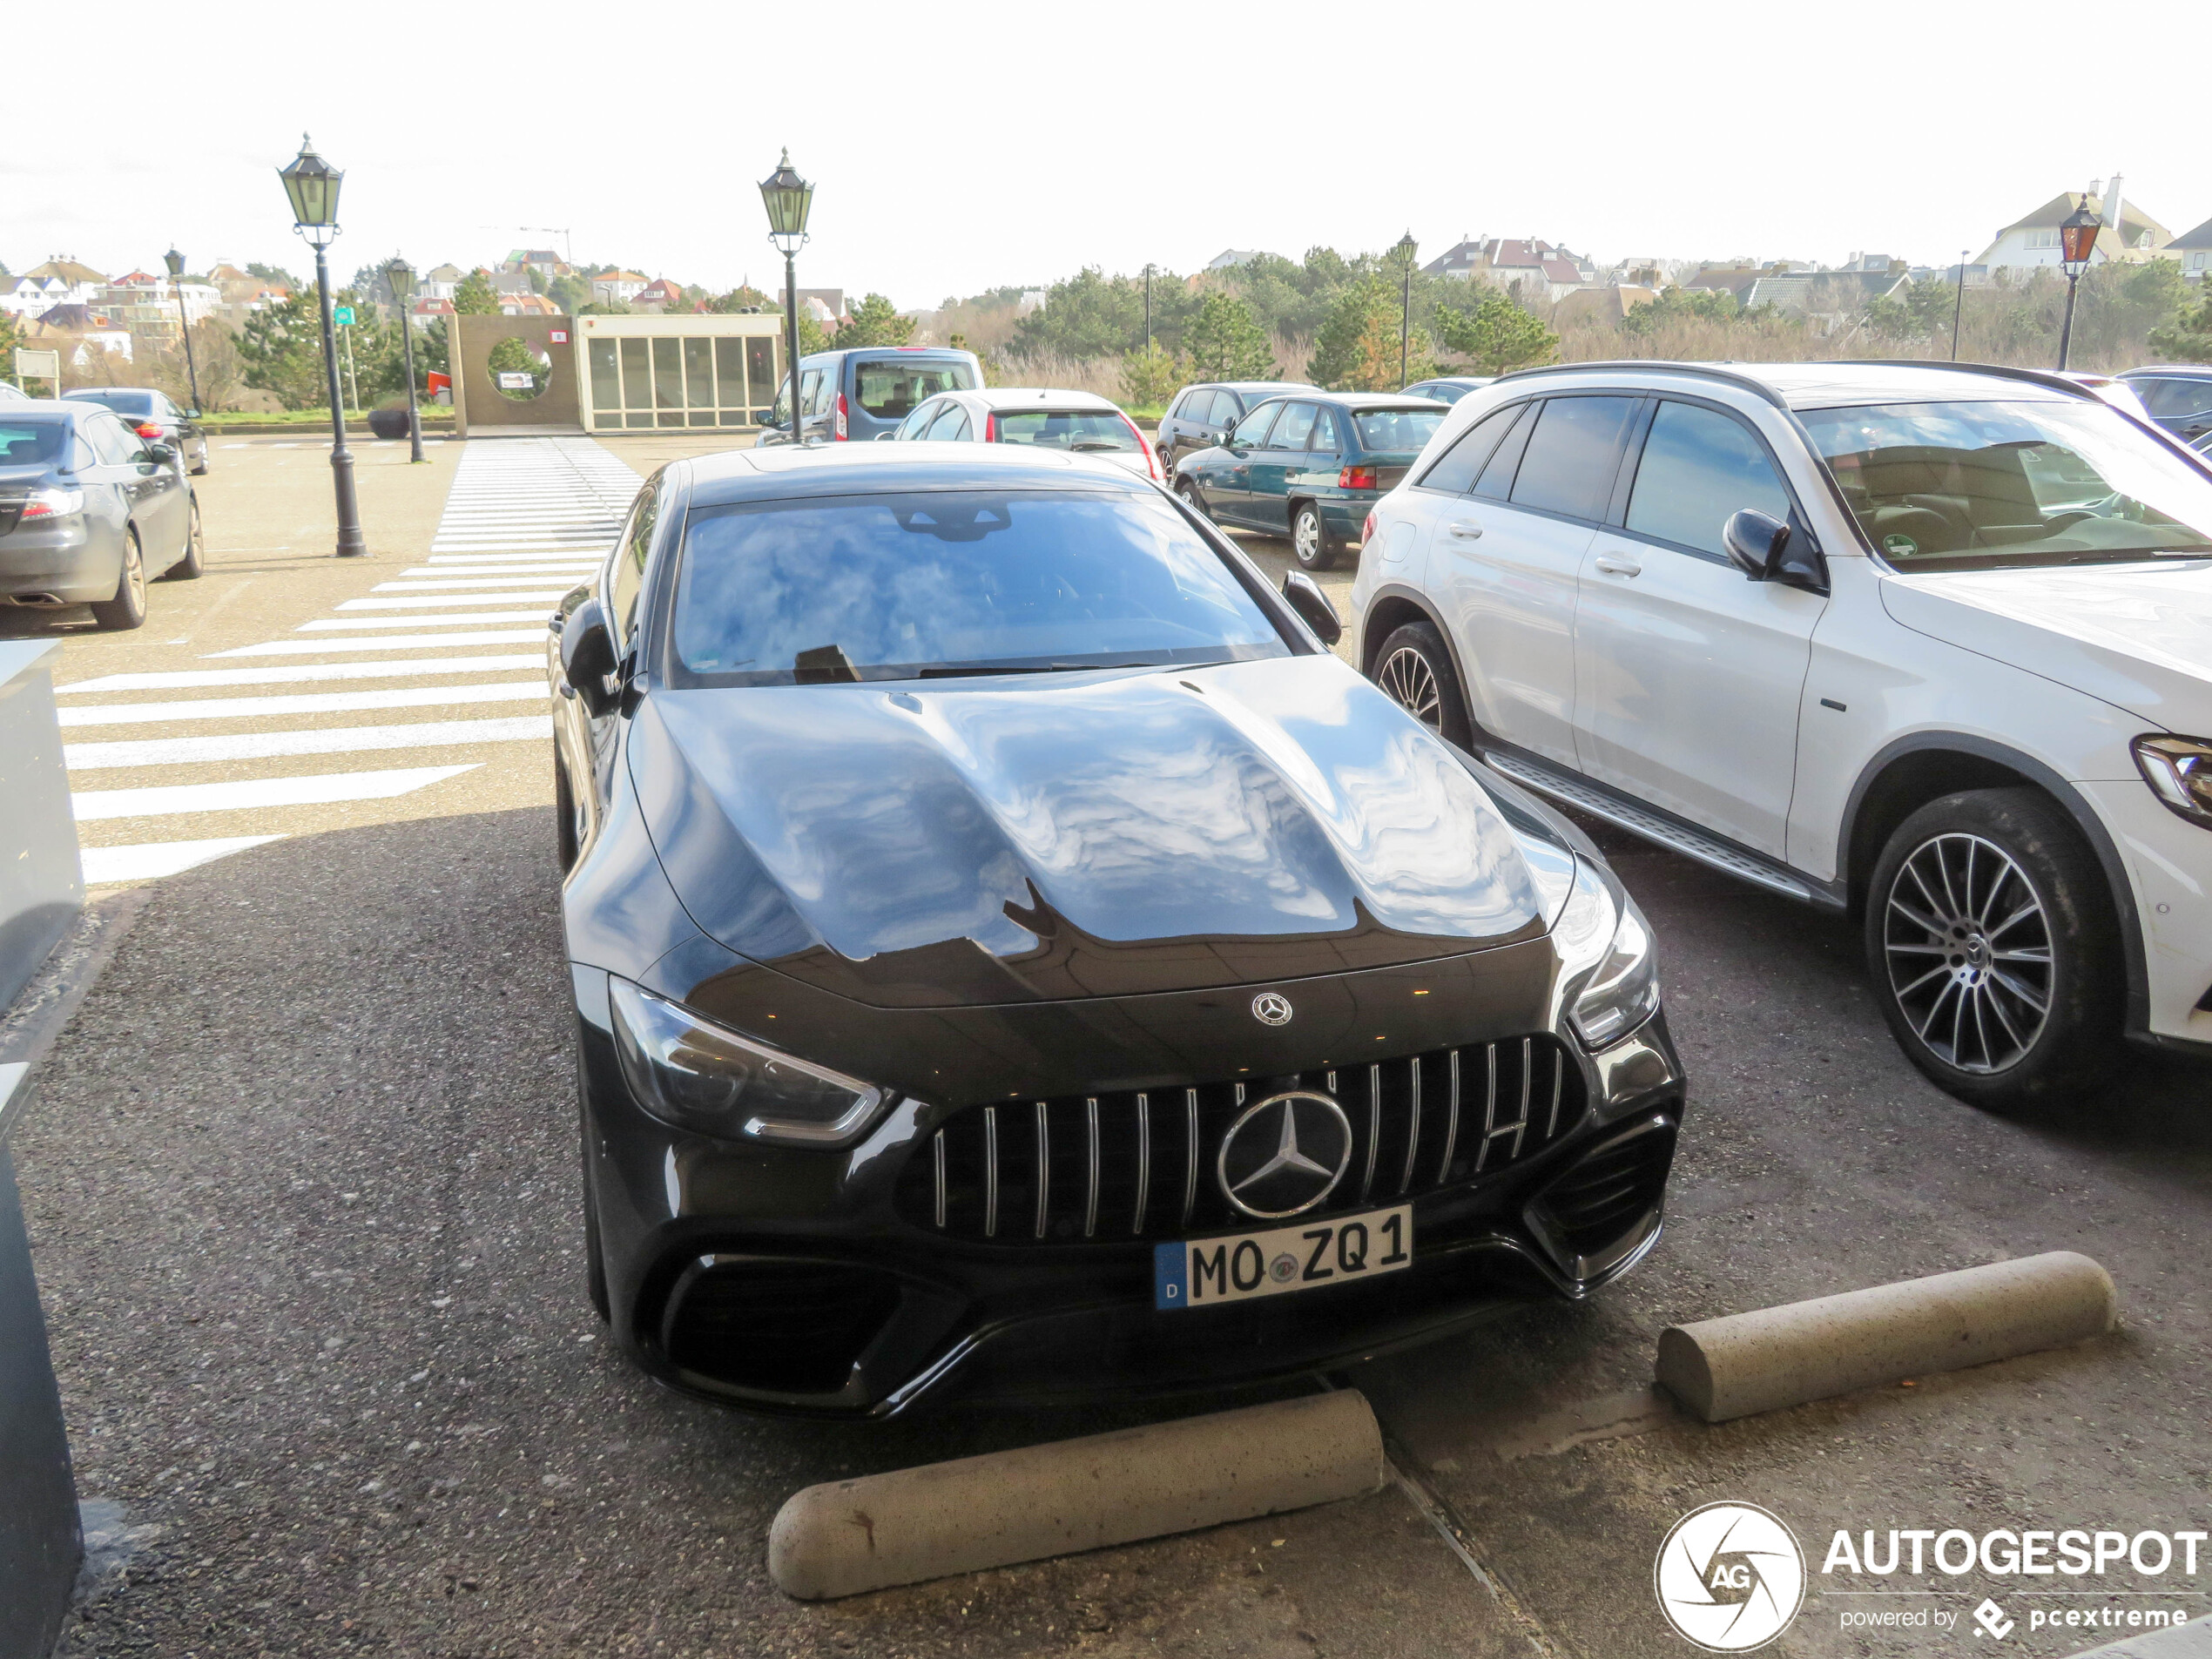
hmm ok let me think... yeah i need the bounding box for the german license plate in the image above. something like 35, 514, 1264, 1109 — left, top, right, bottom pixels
1153, 1205, 1412, 1310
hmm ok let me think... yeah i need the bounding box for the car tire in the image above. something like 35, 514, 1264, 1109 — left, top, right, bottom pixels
555, 757, 582, 873
1291, 502, 1339, 571
160, 497, 206, 580
1177, 477, 1211, 519
90, 530, 148, 631
1372, 620, 1472, 747
1864, 786, 2122, 1112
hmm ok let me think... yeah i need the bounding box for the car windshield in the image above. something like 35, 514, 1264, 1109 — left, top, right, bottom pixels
853, 360, 977, 419
671, 489, 1291, 685
0, 421, 68, 465
66, 389, 155, 415
993, 409, 1138, 452
1353, 408, 1445, 452
1800, 400, 2212, 570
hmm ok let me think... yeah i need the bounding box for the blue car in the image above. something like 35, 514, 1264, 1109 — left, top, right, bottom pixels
1403, 375, 1494, 406
1173, 392, 1446, 570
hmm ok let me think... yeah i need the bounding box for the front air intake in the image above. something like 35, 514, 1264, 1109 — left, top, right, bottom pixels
658, 1257, 901, 1395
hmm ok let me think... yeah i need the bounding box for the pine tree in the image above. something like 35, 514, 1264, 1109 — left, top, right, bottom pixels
1310, 278, 1435, 390
1185, 293, 1275, 381
834, 293, 916, 349
452, 271, 498, 315
237, 291, 327, 409
1433, 293, 1557, 376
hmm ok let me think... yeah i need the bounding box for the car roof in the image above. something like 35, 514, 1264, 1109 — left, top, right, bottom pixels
948, 388, 1119, 411
683, 442, 1156, 506
802, 347, 974, 366
1490, 358, 2094, 411
62, 386, 159, 396
0, 400, 87, 420
1198, 381, 1317, 395
2120, 364, 2212, 380
1258, 391, 1446, 411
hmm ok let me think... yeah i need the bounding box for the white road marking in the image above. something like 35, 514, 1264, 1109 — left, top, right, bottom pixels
337, 590, 570, 610
424, 552, 603, 564
81, 835, 287, 884
58, 655, 543, 693
72, 764, 482, 821
297, 610, 551, 631
376, 575, 585, 591
57, 682, 544, 727
209, 630, 546, 656
66, 715, 554, 771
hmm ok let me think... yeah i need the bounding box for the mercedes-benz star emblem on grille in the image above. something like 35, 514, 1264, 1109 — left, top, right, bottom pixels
1216, 1091, 1352, 1219
1251, 992, 1293, 1027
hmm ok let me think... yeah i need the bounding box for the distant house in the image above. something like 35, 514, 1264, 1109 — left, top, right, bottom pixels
1977, 185, 2170, 276
1204, 249, 1273, 273
25, 308, 134, 364
502, 248, 569, 276
411, 296, 455, 328
1421, 237, 1593, 302
2, 257, 108, 317
591, 269, 650, 305
778, 287, 846, 322
421, 264, 463, 301
1683, 266, 1770, 305
2169, 217, 2212, 283
631, 278, 686, 313
98, 272, 219, 341
497, 292, 560, 317
1742, 269, 1911, 330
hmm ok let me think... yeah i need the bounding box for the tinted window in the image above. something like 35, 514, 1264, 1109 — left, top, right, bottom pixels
87, 416, 142, 466
671, 491, 1291, 685
0, 420, 68, 465
610, 483, 658, 647
1473, 405, 1537, 500
801, 368, 830, 417
1229, 402, 1279, 448
1418, 404, 1521, 494
67, 389, 155, 416
1177, 388, 1217, 423
895, 401, 937, 440
1626, 401, 1794, 556
1508, 396, 1638, 519
1269, 403, 1318, 450
853, 359, 976, 419
1352, 408, 1446, 452
2132, 377, 2212, 420
995, 409, 1138, 452
927, 406, 971, 441
1308, 408, 1342, 452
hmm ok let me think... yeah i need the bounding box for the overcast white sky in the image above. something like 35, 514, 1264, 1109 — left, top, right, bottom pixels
13, 0, 2209, 305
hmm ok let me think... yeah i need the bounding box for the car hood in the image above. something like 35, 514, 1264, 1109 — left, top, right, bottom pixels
1880, 562, 2212, 730
629, 655, 1554, 1008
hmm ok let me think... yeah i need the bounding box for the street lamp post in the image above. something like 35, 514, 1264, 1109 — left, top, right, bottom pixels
1143, 263, 1157, 355
2055, 195, 2102, 371
162, 247, 202, 412
386, 257, 425, 464
1951, 248, 1968, 362
278, 134, 365, 557
759, 150, 814, 442
1394, 231, 1418, 390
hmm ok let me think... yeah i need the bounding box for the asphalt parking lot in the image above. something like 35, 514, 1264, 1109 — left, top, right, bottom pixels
9, 436, 2209, 1658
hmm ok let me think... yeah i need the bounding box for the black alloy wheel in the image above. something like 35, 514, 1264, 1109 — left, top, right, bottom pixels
1372, 620, 1472, 747
162, 497, 205, 580
91, 530, 148, 631
1291, 502, 1339, 572
1865, 787, 2121, 1111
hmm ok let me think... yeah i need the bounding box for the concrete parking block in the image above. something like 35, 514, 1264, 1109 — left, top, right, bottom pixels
1656, 1251, 2118, 1422
769, 1388, 1387, 1601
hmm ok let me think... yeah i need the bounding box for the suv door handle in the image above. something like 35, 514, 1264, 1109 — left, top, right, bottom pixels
1447, 520, 1483, 540
1595, 554, 1642, 577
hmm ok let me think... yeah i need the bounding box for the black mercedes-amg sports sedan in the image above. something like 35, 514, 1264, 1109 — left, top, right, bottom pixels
547, 443, 1684, 1419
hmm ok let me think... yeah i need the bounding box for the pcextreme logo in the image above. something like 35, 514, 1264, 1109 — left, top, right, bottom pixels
1656, 1502, 1808, 1652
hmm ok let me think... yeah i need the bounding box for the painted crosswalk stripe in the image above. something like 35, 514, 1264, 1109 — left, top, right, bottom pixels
399, 564, 595, 578
66, 715, 554, 771
71, 764, 481, 821
59, 655, 544, 694
423, 553, 603, 565
297, 610, 550, 631
209, 630, 547, 657
57, 682, 544, 727
81, 835, 287, 884
376, 575, 585, 591
338, 590, 570, 610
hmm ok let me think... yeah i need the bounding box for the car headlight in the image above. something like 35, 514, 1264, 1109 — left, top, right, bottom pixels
608, 978, 890, 1146
1552, 858, 1661, 1049
2133, 735, 2212, 830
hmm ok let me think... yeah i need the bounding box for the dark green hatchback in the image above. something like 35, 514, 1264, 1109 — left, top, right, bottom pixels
1171, 393, 1446, 570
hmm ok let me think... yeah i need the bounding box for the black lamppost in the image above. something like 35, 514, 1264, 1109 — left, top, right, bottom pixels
1143, 263, 1157, 355
278, 134, 365, 557
1951, 247, 1968, 361
759, 149, 813, 441
162, 246, 202, 412
385, 257, 425, 463
2055, 195, 2102, 371
1394, 231, 1418, 389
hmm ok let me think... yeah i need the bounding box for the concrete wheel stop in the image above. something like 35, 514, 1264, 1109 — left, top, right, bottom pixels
769, 1388, 1386, 1601
1656, 1251, 2118, 1423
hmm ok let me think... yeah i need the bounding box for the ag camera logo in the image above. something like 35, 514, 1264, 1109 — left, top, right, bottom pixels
1656, 1502, 1806, 1651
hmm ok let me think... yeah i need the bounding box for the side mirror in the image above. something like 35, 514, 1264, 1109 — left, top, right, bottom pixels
1722, 509, 1791, 580
145, 442, 178, 464
1280, 570, 1343, 646
561, 596, 621, 716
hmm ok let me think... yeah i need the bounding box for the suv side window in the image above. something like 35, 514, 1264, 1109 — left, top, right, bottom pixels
1624, 401, 1794, 559
1507, 396, 1639, 521
1417, 402, 1521, 494
1472, 403, 1538, 500
608, 481, 658, 651
2135, 377, 2212, 420
1175, 388, 1211, 423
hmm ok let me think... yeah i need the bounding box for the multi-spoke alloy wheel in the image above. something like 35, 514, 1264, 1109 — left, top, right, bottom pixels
1379, 645, 1441, 731
1882, 833, 2051, 1073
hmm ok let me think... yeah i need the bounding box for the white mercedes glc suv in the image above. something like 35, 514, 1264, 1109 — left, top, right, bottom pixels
1351, 361, 2212, 1110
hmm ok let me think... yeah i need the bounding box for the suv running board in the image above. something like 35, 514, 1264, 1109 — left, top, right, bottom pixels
1483, 752, 1816, 902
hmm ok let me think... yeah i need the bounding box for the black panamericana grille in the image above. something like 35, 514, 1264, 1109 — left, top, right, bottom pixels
898, 1036, 1584, 1244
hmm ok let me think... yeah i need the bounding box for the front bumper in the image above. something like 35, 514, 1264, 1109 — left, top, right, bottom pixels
573, 957, 1685, 1419
2080, 779, 2212, 1050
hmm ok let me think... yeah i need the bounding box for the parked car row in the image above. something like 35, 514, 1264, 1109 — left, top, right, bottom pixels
0, 398, 204, 630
